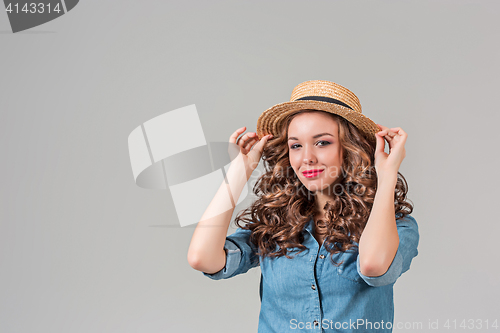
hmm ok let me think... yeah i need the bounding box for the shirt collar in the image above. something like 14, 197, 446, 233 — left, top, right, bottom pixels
303, 216, 357, 245
304, 216, 315, 235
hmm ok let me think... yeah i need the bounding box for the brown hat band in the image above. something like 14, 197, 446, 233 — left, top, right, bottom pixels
295, 96, 354, 111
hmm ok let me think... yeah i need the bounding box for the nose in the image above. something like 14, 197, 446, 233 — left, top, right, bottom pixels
302, 146, 317, 164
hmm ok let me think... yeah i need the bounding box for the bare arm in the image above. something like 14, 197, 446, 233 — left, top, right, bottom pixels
187, 127, 272, 274
187, 155, 249, 274
358, 175, 399, 277
358, 124, 408, 277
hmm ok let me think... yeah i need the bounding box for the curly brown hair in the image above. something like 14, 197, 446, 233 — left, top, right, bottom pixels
233, 109, 413, 266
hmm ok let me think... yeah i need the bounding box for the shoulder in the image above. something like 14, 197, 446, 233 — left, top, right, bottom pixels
396, 213, 418, 227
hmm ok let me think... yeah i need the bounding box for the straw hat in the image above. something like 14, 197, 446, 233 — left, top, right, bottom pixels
256, 80, 379, 146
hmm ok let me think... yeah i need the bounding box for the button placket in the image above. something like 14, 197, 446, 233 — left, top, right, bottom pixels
308, 235, 322, 332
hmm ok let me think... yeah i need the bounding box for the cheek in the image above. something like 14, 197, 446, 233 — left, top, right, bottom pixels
318, 150, 338, 163
289, 153, 298, 166
289, 155, 302, 174
320, 152, 343, 172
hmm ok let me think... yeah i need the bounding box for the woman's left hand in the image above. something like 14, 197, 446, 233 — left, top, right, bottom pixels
374, 124, 407, 181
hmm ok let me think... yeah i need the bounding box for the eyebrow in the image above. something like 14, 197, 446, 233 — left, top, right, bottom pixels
288, 132, 334, 141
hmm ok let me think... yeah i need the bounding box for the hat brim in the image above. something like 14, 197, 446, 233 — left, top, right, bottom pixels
256, 100, 379, 146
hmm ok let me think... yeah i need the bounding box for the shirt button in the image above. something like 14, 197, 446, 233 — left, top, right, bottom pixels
319, 254, 325, 259
311, 284, 316, 290
313, 320, 319, 326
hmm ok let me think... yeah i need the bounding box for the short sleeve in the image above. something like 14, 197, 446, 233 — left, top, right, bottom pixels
202, 227, 260, 280
356, 214, 419, 287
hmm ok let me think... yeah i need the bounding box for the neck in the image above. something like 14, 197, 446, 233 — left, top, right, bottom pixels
313, 191, 336, 219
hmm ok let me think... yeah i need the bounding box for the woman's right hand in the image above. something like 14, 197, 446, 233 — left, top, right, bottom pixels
229, 126, 273, 176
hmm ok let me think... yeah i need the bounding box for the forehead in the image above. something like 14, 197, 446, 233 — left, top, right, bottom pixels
287, 111, 338, 135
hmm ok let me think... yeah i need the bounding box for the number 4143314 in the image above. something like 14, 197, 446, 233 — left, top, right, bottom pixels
5, 3, 62, 14
444, 319, 498, 330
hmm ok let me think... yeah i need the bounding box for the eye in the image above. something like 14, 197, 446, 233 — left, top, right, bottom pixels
289, 140, 332, 150
317, 140, 331, 147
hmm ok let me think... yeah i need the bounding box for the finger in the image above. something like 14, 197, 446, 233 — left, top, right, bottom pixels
389, 128, 407, 147
242, 133, 262, 151
377, 124, 398, 138
244, 135, 260, 151
390, 127, 407, 138
237, 132, 255, 148
387, 133, 407, 150
377, 129, 394, 142
383, 130, 397, 141
385, 131, 395, 140
229, 126, 246, 144
249, 134, 273, 157
236, 131, 257, 145
374, 132, 386, 155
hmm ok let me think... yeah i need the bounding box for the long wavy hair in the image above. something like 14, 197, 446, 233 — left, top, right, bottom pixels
233, 109, 413, 265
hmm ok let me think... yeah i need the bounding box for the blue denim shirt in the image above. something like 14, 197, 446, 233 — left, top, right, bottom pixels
203, 214, 419, 333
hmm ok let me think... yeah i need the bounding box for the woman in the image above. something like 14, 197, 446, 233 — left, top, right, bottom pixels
187, 80, 419, 333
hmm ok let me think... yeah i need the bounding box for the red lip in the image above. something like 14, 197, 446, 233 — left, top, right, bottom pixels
302, 169, 324, 178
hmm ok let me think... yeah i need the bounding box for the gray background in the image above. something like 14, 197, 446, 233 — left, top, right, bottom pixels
1, 0, 499, 332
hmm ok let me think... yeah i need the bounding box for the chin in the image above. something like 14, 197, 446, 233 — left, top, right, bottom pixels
302, 178, 342, 193
302, 181, 333, 192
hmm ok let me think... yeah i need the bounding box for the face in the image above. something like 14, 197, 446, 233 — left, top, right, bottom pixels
287, 111, 344, 195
